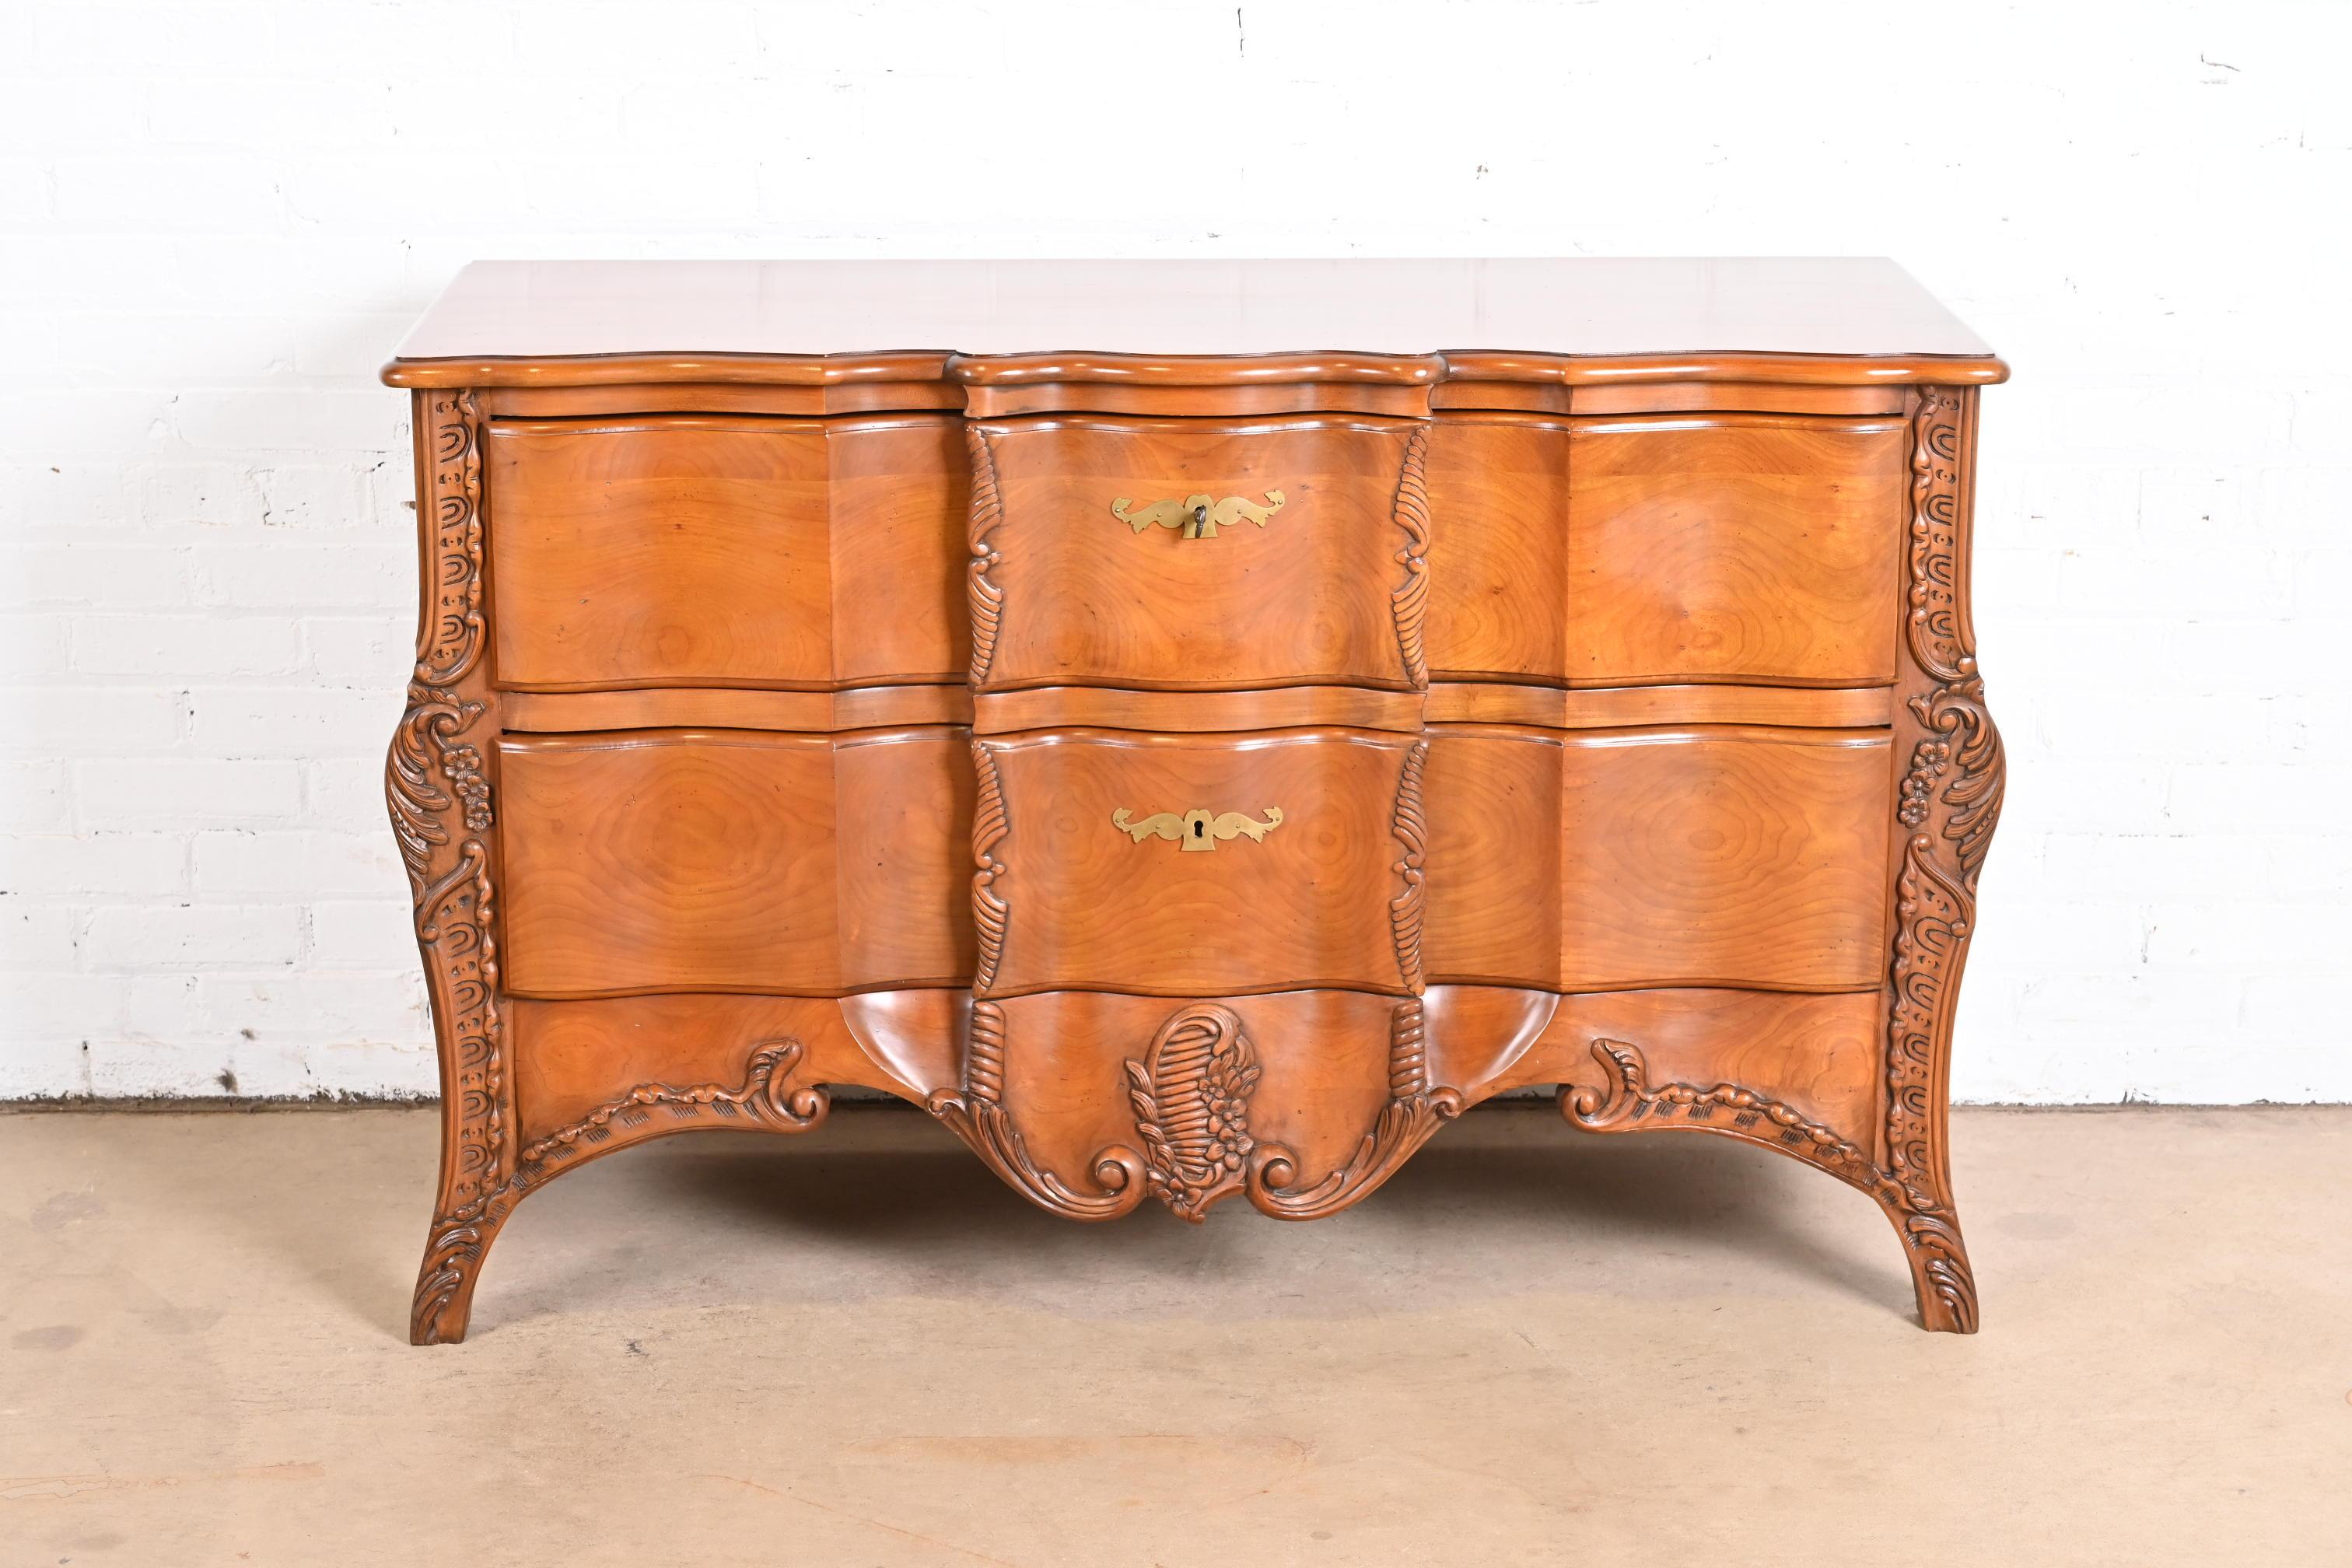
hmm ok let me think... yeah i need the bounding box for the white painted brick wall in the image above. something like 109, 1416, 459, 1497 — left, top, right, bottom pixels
2, 0, 2347, 1102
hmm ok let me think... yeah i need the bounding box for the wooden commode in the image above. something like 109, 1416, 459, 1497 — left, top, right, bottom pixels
382, 259, 2007, 1342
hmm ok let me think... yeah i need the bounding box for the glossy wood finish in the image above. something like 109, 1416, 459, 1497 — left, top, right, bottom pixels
384, 261, 2005, 1342
1566, 415, 1906, 686
975, 684, 1423, 735
1423, 412, 1906, 688
387, 258, 2006, 373
971, 417, 1425, 691
497, 727, 972, 997
1423, 681, 1891, 729
488, 415, 965, 690
977, 728, 1422, 999
500, 684, 972, 733
1422, 725, 1892, 991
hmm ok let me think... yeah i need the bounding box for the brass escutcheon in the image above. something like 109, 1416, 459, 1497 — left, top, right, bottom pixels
1110, 490, 1286, 540
1111, 807, 1286, 852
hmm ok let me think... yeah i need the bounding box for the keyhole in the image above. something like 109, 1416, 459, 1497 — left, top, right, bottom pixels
1192, 819, 1204, 838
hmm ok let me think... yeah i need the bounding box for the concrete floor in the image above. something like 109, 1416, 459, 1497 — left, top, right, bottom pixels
2, 1104, 2347, 1567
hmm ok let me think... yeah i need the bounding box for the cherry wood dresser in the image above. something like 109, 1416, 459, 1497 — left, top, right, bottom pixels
382, 259, 2007, 1342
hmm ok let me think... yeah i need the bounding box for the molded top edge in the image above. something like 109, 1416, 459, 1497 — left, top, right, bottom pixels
382, 258, 2007, 387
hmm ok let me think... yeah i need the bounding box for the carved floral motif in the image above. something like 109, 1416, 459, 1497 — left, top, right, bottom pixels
1125, 1004, 1262, 1220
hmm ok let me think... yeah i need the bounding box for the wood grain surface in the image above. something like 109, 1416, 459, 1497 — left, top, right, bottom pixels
487, 415, 964, 690
1423, 723, 1893, 991
974, 418, 1423, 691
496, 727, 971, 997
1565, 415, 1906, 686
1423, 412, 1904, 687
978, 728, 1423, 998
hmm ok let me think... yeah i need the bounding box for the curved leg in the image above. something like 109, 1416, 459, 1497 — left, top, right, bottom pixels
1883, 1201, 1977, 1335
408, 1040, 831, 1344
1563, 1038, 1978, 1333
411, 1190, 520, 1345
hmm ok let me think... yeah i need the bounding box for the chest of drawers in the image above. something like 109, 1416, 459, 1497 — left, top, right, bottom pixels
383, 259, 2006, 1342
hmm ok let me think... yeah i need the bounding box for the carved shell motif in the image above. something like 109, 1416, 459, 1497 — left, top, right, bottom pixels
1125, 1004, 1261, 1222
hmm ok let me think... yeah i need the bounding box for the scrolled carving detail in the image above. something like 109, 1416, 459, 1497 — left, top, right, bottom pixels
1391, 422, 1431, 687
1876, 383, 2001, 1332
418, 389, 486, 687
512, 1039, 830, 1182
397, 387, 513, 1345
1388, 739, 1428, 991
387, 684, 483, 891
971, 740, 1010, 992
1247, 999, 1459, 1220
1125, 1004, 1262, 1221
929, 1002, 1150, 1220
410, 1035, 828, 1345
966, 425, 1005, 686
1906, 386, 1970, 684
1562, 1038, 1976, 1332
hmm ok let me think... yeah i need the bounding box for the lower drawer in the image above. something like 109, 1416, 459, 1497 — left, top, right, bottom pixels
975, 727, 1424, 998
1423, 723, 1894, 991
496, 726, 974, 996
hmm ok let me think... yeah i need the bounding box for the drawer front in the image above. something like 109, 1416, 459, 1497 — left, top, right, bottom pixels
1423, 414, 1574, 682
976, 728, 1423, 997
498, 727, 972, 996
1566, 415, 1905, 685
1423, 413, 1905, 688
971, 418, 1426, 692
1423, 723, 1892, 991
488, 415, 966, 689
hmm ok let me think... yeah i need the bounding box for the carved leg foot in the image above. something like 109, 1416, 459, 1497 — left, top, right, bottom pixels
409, 1191, 517, 1346
1876, 1197, 1979, 1334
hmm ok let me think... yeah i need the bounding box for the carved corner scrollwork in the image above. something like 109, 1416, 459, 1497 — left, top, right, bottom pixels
1391, 422, 1431, 688
971, 740, 1010, 993
926, 1001, 1149, 1221
1389, 739, 1428, 991
1881, 383, 2002, 1332
966, 424, 1005, 688
1906, 387, 1972, 686
1561, 1038, 1976, 1333
395, 387, 523, 1347
416, 390, 487, 687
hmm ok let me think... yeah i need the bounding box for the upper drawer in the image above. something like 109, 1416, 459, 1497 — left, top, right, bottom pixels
969, 417, 1428, 693
486, 415, 966, 691
1424, 412, 1906, 688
